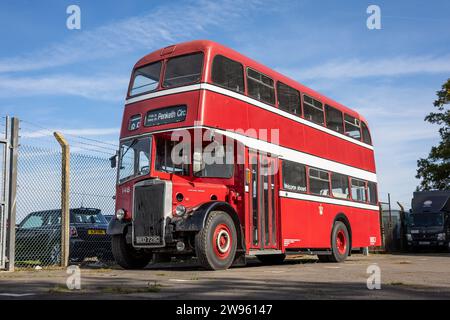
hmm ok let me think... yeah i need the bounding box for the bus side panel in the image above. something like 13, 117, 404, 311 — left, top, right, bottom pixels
346, 207, 381, 247
279, 197, 312, 249
279, 196, 381, 249
201, 91, 376, 173
345, 207, 369, 247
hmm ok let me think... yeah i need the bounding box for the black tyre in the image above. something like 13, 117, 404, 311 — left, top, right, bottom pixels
256, 254, 286, 265
195, 211, 237, 270
48, 243, 61, 265
111, 234, 152, 269
329, 221, 350, 262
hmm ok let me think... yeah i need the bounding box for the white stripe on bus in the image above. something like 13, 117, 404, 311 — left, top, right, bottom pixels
125, 83, 374, 150
213, 128, 377, 182
121, 125, 377, 182
125, 84, 202, 105
280, 191, 380, 211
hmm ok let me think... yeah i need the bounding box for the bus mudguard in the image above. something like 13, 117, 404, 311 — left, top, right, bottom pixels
107, 218, 130, 236
173, 201, 245, 251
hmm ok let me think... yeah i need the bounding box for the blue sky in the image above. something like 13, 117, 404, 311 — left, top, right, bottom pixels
0, 0, 449, 207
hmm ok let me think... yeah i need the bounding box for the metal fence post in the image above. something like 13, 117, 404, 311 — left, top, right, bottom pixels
6, 117, 19, 271
54, 132, 70, 267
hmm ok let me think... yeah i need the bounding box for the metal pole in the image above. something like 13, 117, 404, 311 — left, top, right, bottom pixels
388, 193, 392, 224
6, 117, 19, 271
54, 132, 70, 267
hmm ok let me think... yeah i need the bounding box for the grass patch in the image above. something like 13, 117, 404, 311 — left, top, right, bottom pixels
48, 284, 80, 294
101, 282, 162, 294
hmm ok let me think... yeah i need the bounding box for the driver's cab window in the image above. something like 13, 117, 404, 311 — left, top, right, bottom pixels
118, 137, 151, 183
138, 150, 150, 175
155, 137, 189, 175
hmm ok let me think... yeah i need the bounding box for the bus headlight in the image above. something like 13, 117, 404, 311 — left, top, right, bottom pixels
116, 208, 126, 221
406, 234, 412, 241
175, 205, 186, 217
437, 233, 446, 241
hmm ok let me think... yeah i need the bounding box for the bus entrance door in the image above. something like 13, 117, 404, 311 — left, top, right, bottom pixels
248, 151, 280, 251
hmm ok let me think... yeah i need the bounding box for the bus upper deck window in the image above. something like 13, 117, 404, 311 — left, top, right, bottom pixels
344, 114, 361, 140
361, 121, 372, 145
212, 55, 244, 93
277, 82, 301, 116
163, 53, 204, 88
246, 68, 275, 105
129, 61, 162, 97
303, 95, 324, 126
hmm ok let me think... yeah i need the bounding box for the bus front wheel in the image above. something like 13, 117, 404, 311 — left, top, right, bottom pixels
195, 211, 237, 270
112, 234, 152, 269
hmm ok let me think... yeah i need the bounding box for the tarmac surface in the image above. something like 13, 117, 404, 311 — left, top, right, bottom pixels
1, 253, 450, 300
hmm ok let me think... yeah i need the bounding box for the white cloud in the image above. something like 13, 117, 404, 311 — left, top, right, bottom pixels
0, 0, 260, 73
21, 127, 119, 138
278, 55, 450, 80
0, 74, 128, 101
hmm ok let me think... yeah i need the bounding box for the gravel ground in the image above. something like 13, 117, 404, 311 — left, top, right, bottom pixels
1, 253, 450, 300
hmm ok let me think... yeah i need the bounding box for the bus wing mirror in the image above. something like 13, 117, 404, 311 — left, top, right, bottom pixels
110, 154, 117, 168
192, 151, 203, 174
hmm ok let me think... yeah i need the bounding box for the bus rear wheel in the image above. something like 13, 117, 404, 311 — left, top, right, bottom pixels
112, 234, 152, 269
256, 254, 286, 265
195, 211, 237, 270
328, 221, 350, 262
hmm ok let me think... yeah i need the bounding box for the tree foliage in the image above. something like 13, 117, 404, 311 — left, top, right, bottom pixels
416, 78, 450, 190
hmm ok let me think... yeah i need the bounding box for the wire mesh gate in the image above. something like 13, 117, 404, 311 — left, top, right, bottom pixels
0, 129, 9, 269
0, 117, 15, 270
14, 118, 117, 268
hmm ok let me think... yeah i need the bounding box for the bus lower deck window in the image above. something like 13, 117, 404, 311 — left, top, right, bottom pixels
309, 168, 330, 196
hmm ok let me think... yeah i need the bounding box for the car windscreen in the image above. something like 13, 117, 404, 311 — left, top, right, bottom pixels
71, 210, 107, 224
409, 213, 444, 227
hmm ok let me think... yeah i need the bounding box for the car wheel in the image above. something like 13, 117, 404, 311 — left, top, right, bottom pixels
112, 234, 152, 269
195, 211, 237, 270
48, 243, 61, 265
69, 256, 84, 264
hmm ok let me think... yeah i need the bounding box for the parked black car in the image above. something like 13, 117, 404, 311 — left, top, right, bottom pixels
16, 208, 113, 264
103, 215, 114, 223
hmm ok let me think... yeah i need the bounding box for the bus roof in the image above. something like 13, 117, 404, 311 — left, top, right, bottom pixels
134, 40, 365, 122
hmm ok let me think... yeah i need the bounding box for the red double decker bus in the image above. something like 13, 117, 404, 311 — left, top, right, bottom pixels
108, 40, 381, 270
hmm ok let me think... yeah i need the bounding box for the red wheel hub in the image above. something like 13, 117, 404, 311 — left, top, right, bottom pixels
212, 223, 232, 259
336, 230, 347, 255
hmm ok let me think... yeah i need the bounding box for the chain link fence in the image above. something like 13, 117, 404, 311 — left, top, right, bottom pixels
14, 119, 117, 268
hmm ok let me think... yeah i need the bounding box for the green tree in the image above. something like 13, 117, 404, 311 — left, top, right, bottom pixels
416, 78, 450, 190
